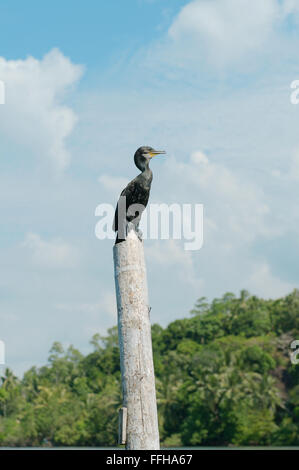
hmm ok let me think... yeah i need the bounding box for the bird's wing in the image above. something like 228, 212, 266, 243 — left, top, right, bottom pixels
113, 179, 137, 232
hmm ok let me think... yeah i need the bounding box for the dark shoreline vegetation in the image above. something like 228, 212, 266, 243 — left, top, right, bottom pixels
0, 289, 299, 447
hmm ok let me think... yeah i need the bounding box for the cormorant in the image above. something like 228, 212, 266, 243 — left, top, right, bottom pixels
113, 146, 166, 244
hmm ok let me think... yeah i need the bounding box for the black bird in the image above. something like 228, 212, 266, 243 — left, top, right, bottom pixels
113, 146, 166, 244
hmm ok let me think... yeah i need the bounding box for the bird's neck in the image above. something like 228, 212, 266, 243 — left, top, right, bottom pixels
141, 164, 152, 181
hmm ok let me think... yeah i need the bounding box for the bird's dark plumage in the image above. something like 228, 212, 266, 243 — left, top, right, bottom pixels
113, 146, 165, 244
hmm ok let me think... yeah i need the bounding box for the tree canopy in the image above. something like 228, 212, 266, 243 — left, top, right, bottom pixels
0, 290, 299, 447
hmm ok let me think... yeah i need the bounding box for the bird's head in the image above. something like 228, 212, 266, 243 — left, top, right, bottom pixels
134, 146, 166, 171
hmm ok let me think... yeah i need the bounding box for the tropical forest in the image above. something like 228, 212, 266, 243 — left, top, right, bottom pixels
0, 289, 298, 447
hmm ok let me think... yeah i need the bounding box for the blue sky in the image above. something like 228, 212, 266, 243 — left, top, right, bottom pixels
0, 1, 188, 67
1, 0, 299, 376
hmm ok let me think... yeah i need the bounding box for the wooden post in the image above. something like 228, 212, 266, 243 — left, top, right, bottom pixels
113, 229, 160, 450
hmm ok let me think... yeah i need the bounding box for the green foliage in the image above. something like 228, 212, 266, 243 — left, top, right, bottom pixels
0, 289, 299, 447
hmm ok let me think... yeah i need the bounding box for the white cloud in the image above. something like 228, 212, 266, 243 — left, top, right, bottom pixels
190, 150, 209, 166
56, 291, 117, 339
56, 292, 116, 320
246, 262, 295, 298
169, 150, 271, 244
282, 0, 299, 16
270, 148, 299, 183
151, 150, 294, 301
167, 0, 298, 66
23, 232, 78, 269
147, 239, 193, 268
98, 174, 128, 192
146, 239, 204, 291
0, 48, 83, 172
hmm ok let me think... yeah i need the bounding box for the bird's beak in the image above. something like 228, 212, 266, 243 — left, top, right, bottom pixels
150, 150, 166, 158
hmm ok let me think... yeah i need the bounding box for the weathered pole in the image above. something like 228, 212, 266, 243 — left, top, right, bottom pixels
113, 229, 160, 450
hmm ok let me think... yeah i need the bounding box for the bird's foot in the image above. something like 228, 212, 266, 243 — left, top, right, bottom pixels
126, 222, 135, 236
125, 222, 143, 241
136, 228, 143, 242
